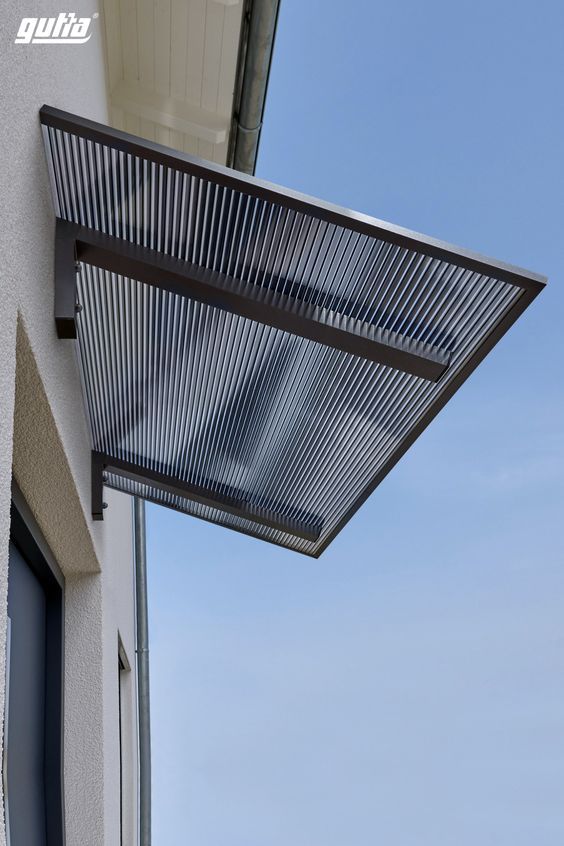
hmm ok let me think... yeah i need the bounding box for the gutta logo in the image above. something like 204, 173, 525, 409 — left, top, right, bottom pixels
15, 12, 98, 44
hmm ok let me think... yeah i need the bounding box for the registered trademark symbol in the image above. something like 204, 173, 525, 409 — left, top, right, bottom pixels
93, 12, 99, 18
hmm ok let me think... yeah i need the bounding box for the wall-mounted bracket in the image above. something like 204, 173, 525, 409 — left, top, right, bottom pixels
54, 218, 80, 339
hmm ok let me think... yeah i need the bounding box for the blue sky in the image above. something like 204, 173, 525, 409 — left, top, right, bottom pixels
147, 2, 564, 843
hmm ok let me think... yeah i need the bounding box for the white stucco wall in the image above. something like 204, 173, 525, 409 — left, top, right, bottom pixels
0, 3, 138, 844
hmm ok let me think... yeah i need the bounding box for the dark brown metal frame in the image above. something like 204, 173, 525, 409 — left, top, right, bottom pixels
41, 105, 546, 556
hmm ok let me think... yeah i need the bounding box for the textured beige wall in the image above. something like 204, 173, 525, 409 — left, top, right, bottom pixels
13, 319, 100, 576
0, 2, 138, 844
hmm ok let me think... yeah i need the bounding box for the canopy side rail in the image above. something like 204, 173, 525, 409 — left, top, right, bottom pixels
316, 282, 540, 554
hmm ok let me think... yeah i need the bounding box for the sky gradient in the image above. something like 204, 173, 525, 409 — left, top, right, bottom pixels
147, 2, 564, 843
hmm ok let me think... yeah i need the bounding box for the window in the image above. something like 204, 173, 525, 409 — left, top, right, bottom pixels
5, 498, 64, 846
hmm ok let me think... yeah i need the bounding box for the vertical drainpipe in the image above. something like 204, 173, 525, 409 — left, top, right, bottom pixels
230, 0, 281, 175
132, 6, 280, 842
134, 497, 151, 846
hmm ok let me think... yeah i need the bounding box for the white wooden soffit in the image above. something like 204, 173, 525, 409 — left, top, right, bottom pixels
111, 80, 230, 145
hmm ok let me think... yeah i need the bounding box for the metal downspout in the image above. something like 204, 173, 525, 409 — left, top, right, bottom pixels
133, 7, 280, 841
230, 0, 281, 174
134, 498, 151, 846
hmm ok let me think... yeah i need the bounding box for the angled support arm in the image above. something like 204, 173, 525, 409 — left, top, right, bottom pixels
55, 219, 451, 381
91, 451, 322, 543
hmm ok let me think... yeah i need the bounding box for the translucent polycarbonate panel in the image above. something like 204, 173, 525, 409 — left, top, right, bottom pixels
40, 111, 544, 555
74, 264, 521, 554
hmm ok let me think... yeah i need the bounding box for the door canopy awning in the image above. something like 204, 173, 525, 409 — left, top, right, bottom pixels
40, 106, 545, 556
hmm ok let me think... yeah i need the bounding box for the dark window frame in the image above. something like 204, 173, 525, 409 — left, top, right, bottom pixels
9, 495, 65, 846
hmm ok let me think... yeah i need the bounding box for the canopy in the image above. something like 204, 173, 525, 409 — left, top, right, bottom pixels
40, 106, 545, 556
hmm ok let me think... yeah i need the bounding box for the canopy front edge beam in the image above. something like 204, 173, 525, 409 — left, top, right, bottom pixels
55, 219, 450, 381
